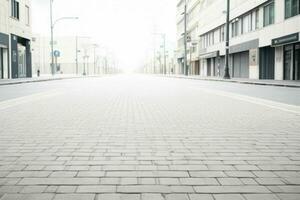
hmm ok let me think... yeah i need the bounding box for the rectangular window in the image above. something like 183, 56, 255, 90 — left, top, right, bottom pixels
255, 10, 260, 29
231, 19, 240, 38
219, 25, 225, 42
11, 0, 20, 20
25, 6, 30, 25
264, 2, 275, 27
285, 0, 300, 18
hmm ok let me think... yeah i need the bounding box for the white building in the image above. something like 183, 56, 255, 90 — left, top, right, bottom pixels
0, 0, 32, 79
31, 35, 105, 76
177, 0, 300, 81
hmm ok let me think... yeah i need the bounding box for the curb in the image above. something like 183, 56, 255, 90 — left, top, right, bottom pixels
166, 76, 300, 88
0, 76, 100, 87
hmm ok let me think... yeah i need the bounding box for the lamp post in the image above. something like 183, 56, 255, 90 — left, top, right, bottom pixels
93, 44, 99, 75
224, 0, 231, 79
50, 0, 78, 75
183, 0, 188, 76
153, 33, 166, 75
76, 36, 91, 75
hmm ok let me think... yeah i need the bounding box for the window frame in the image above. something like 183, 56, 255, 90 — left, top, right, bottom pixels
285, 0, 300, 19
263, 1, 275, 27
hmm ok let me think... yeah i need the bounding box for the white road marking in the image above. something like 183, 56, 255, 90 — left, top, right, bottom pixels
194, 87, 300, 115
0, 90, 62, 110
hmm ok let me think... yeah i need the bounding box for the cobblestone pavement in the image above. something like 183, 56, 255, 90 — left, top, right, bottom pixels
0, 75, 300, 200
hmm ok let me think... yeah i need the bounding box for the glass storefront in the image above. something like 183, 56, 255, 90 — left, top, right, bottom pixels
17, 44, 27, 78
0, 48, 3, 79
284, 42, 300, 80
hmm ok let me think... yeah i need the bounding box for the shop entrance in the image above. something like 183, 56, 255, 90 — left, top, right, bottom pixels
18, 44, 27, 78
284, 43, 300, 80
0, 48, 3, 79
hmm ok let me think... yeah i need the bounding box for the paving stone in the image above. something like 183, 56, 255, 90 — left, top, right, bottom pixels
276, 194, 300, 200
50, 171, 77, 178
189, 194, 214, 200
159, 178, 180, 185
217, 178, 243, 185
53, 194, 95, 200
77, 171, 105, 177
164, 194, 189, 200
141, 193, 164, 200
194, 186, 271, 194
7, 171, 51, 178
0, 194, 54, 200
18, 178, 99, 185
120, 178, 138, 185
180, 178, 219, 185
97, 193, 140, 200
20, 186, 47, 193
214, 194, 245, 200
77, 185, 116, 193
57, 186, 77, 193
243, 194, 280, 200
117, 185, 171, 193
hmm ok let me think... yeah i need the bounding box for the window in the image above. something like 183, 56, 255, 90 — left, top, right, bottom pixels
285, 0, 300, 18
231, 19, 240, 37
242, 13, 252, 34
219, 25, 225, 42
264, 2, 275, 27
255, 10, 260, 29
26, 6, 30, 25
11, 0, 19, 20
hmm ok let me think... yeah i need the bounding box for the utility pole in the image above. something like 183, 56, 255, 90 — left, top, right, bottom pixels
224, 0, 231, 79
50, 0, 54, 75
183, 0, 188, 76
163, 34, 166, 75
75, 36, 78, 75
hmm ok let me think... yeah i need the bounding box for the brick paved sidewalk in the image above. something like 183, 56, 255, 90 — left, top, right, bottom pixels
0, 76, 299, 200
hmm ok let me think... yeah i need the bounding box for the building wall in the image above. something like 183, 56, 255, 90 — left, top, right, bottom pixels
0, 0, 32, 79
176, 0, 300, 80
32, 35, 103, 76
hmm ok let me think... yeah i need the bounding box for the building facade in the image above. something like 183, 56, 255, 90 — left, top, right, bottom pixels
176, 0, 300, 81
32, 35, 109, 76
0, 0, 32, 79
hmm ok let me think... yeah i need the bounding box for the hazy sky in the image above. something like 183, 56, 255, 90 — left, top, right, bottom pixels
31, 0, 177, 70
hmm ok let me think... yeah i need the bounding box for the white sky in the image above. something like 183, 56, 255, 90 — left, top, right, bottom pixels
31, 0, 177, 70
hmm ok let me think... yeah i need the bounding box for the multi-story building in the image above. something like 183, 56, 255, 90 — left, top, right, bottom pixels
177, 0, 300, 81
0, 0, 32, 79
32, 35, 107, 76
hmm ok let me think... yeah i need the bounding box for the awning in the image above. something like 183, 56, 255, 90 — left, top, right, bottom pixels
272, 33, 299, 47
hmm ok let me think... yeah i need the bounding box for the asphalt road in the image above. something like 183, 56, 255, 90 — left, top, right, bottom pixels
0, 75, 299, 200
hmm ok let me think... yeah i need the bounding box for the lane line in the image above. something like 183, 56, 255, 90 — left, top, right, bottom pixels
193, 87, 300, 115
0, 90, 62, 110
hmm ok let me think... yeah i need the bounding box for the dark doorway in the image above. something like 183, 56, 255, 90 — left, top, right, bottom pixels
284, 45, 293, 80
259, 46, 275, 79
295, 44, 300, 80
207, 59, 211, 76
0, 48, 3, 79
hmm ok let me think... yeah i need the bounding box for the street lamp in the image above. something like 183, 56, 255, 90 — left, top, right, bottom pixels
76, 36, 91, 75
224, 0, 231, 79
50, 0, 78, 75
153, 33, 166, 75
183, 0, 188, 76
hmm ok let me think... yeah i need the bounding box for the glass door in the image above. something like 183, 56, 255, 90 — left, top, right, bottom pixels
284, 45, 293, 80
295, 44, 300, 80
18, 44, 26, 78
0, 48, 3, 79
